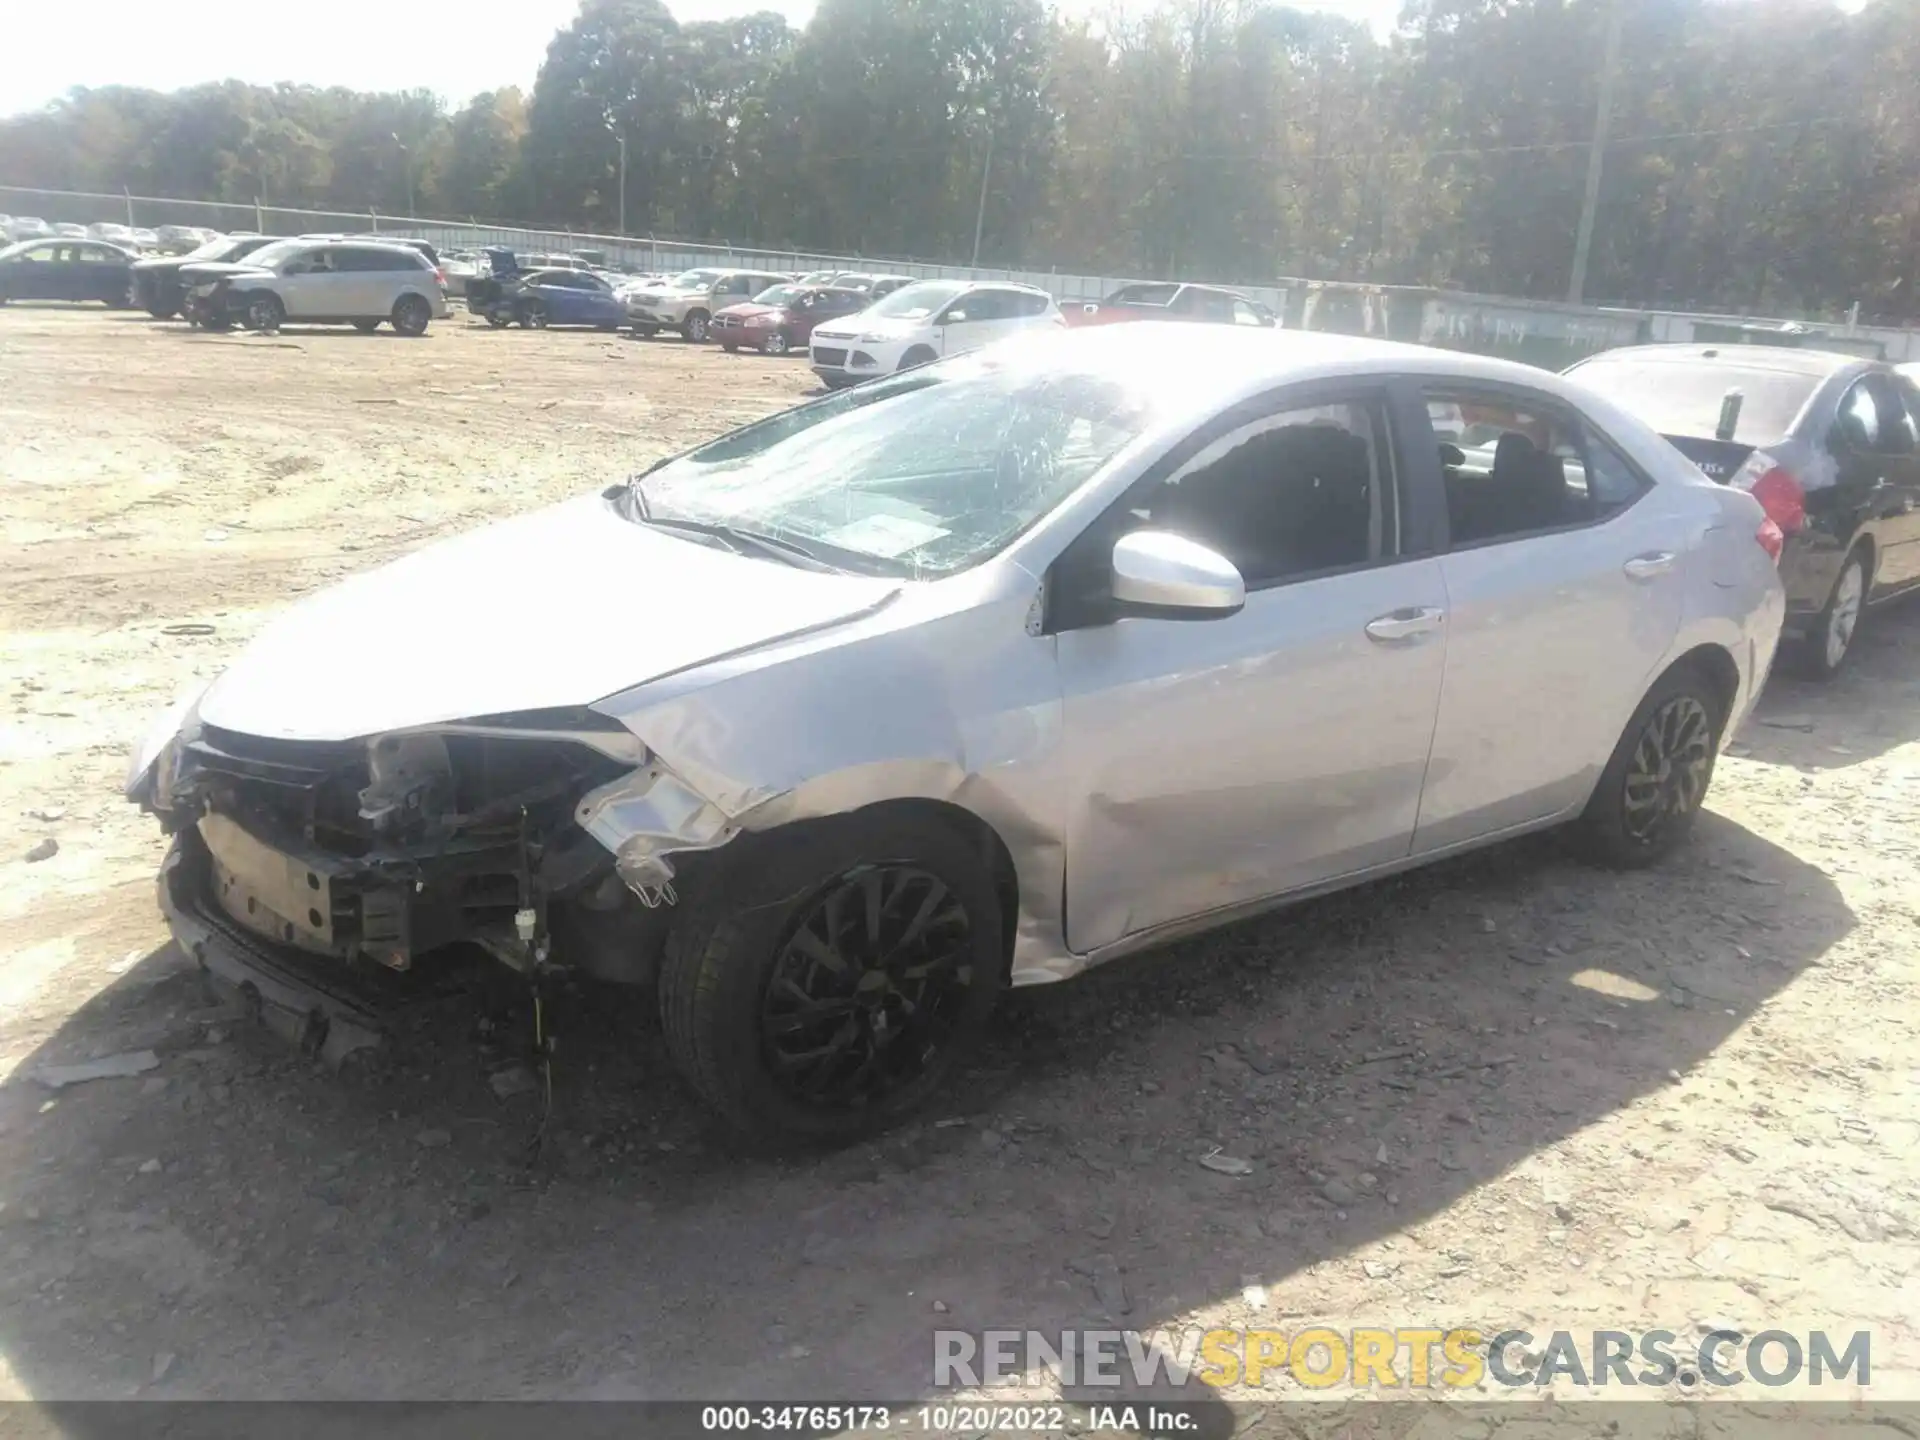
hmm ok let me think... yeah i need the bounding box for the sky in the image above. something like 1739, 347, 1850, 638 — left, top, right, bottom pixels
0, 0, 1404, 120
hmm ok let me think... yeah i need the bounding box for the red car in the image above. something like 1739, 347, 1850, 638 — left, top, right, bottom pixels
1066, 281, 1276, 329
711, 284, 872, 355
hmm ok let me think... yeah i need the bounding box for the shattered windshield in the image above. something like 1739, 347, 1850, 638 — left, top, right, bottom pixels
632, 351, 1154, 578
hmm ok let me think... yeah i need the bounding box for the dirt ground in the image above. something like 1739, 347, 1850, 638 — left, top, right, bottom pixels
1, 305, 1917, 1418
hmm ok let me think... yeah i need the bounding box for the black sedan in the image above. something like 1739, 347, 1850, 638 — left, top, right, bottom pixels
0, 238, 137, 306
1568, 344, 1920, 678
131, 234, 278, 319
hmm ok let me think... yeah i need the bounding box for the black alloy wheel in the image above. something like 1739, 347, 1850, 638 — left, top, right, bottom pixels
759, 863, 976, 1111
1621, 694, 1714, 847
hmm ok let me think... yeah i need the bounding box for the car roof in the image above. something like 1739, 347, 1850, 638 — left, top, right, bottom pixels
990, 323, 1622, 421
1578, 343, 1877, 377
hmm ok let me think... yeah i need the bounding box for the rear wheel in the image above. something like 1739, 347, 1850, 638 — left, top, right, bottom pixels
391, 293, 431, 337
1796, 547, 1868, 681
523, 301, 548, 329
243, 292, 284, 332
720, 342, 738, 353
682, 310, 710, 343
146, 304, 178, 321
1575, 663, 1723, 868
659, 811, 1005, 1147
633, 323, 659, 338
486, 308, 513, 329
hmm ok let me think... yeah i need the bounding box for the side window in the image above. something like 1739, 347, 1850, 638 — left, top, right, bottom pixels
78, 245, 114, 264
1859, 375, 1913, 455
1424, 388, 1618, 545
1142, 400, 1393, 587
1232, 300, 1264, 326
1018, 291, 1052, 317
1894, 379, 1920, 452
1574, 425, 1652, 518
1839, 379, 1885, 451
1184, 290, 1235, 323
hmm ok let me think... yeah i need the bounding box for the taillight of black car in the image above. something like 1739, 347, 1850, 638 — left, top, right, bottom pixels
1729, 450, 1804, 564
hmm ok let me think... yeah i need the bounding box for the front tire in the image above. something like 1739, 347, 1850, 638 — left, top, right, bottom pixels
762, 330, 790, 356
1575, 664, 1724, 868
897, 344, 937, 371
1795, 547, 1868, 681
243, 292, 284, 332
659, 811, 1006, 1148
682, 310, 710, 343
391, 294, 431, 337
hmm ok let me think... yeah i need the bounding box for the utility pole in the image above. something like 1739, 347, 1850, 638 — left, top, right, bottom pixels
970, 129, 994, 269
391, 133, 414, 217
1567, 0, 1624, 305
617, 134, 628, 237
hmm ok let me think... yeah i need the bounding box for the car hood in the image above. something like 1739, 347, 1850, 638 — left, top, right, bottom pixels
196, 495, 902, 743
132, 256, 193, 274
716, 302, 781, 320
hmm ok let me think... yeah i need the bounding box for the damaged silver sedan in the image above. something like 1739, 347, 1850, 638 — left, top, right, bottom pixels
128, 325, 1785, 1144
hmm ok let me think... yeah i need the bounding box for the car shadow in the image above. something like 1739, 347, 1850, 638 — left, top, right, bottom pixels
0, 812, 1847, 1405
1735, 591, 1920, 770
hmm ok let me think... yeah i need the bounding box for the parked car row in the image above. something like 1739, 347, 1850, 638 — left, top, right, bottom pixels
2, 214, 212, 250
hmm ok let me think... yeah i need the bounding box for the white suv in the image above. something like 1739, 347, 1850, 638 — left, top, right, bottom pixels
184, 238, 450, 335
808, 279, 1062, 387
626, 267, 792, 342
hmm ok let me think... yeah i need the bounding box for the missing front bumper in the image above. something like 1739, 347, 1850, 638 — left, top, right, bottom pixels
159, 838, 391, 1065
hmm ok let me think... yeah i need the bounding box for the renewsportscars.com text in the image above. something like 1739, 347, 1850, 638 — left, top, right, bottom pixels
933, 1327, 1872, 1390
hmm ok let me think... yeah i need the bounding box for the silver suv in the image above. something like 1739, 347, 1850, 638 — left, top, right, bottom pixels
626, 267, 791, 342
184, 238, 450, 335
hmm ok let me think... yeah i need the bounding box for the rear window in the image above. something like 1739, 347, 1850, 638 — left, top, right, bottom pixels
1570, 359, 1822, 445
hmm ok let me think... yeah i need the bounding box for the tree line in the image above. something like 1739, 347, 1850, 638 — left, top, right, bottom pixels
4, 0, 1918, 319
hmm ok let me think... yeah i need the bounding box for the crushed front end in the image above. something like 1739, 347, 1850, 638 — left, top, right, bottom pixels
138, 714, 665, 1057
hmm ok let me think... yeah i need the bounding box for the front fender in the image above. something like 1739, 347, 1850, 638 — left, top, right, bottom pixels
584, 590, 1075, 982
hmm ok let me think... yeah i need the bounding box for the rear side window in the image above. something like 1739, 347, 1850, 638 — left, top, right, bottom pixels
1108, 283, 1178, 307
1570, 358, 1820, 445
337, 247, 420, 272
1423, 387, 1649, 546
1840, 375, 1915, 455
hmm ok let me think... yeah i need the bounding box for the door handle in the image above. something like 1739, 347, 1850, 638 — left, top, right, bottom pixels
1623, 551, 1676, 581
1365, 606, 1445, 642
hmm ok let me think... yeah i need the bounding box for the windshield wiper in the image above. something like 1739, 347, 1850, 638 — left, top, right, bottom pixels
638, 515, 848, 573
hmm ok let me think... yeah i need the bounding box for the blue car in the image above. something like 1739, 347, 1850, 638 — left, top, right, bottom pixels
0, 238, 136, 306
485, 267, 625, 329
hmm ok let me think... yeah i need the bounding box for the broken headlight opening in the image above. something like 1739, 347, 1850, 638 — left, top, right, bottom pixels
152, 711, 673, 986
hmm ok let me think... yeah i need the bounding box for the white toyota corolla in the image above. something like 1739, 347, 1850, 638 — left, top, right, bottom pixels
808, 278, 1062, 386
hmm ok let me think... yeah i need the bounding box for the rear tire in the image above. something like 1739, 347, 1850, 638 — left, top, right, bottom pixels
1575, 663, 1724, 868
1793, 547, 1868, 682
243, 292, 284, 332
682, 309, 710, 343
720, 342, 738, 353
146, 304, 179, 321
391, 294, 431, 337
486, 309, 512, 329
659, 811, 1005, 1149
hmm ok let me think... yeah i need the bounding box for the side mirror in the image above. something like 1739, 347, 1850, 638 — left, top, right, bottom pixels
943, 309, 967, 325
1110, 531, 1245, 619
